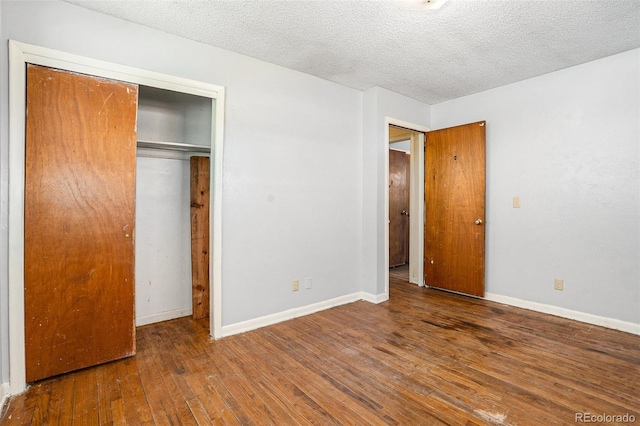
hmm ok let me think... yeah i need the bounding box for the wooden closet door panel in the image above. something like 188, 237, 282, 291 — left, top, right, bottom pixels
25, 65, 138, 382
191, 156, 210, 320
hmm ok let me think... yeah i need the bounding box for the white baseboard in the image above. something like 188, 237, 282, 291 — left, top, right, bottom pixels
1, 382, 9, 415
219, 289, 639, 340
360, 291, 389, 304
136, 307, 192, 327
222, 292, 382, 337
485, 293, 640, 336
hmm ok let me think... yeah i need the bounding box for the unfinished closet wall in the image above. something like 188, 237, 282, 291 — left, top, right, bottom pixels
135, 86, 213, 326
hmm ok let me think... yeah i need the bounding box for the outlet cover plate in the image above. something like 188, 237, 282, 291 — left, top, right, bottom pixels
554, 278, 564, 291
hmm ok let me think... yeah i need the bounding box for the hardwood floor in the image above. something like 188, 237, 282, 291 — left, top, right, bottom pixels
2, 267, 639, 425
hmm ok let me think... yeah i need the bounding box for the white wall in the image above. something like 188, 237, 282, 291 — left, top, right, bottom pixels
0, 0, 364, 384
431, 49, 640, 325
389, 140, 411, 152
135, 154, 193, 325
137, 86, 213, 148
362, 87, 430, 296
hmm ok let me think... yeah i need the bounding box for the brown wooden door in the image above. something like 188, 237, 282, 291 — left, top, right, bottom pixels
424, 121, 486, 297
25, 65, 138, 382
389, 149, 410, 267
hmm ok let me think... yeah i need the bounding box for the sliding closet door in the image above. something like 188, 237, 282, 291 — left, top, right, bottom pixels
25, 65, 138, 382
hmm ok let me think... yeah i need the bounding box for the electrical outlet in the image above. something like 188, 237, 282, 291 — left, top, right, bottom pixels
305, 277, 312, 290
554, 278, 564, 291
292, 279, 299, 292
513, 196, 521, 208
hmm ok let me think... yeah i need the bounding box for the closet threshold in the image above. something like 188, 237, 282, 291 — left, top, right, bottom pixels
137, 140, 211, 153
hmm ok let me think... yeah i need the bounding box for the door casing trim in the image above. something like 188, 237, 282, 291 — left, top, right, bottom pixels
8, 40, 225, 394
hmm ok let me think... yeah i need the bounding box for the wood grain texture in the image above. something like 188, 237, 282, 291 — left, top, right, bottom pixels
389, 149, 409, 267
24, 65, 138, 382
3, 265, 639, 425
425, 121, 486, 297
190, 156, 210, 320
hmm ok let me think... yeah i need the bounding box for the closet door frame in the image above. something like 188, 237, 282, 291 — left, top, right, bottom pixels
8, 40, 225, 394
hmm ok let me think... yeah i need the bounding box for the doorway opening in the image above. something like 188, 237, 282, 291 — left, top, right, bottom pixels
386, 120, 427, 295
389, 126, 411, 281
135, 86, 213, 329
385, 119, 487, 301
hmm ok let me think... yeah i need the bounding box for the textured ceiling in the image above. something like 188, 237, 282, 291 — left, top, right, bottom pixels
64, 0, 640, 104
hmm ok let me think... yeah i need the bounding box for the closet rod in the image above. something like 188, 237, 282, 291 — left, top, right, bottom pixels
137, 140, 211, 153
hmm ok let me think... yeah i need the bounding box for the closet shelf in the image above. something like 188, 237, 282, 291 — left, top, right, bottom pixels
137, 140, 211, 153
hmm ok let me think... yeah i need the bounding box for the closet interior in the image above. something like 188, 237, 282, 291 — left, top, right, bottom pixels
135, 85, 213, 327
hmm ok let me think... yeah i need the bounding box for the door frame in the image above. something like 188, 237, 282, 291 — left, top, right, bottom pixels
384, 118, 429, 298
8, 40, 225, 394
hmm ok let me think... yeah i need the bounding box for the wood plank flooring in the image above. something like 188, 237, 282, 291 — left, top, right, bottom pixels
2, 266, 639, 425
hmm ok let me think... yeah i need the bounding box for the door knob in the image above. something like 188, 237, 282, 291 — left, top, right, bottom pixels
475, 219, 483, 225
401, 210, 409, 217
